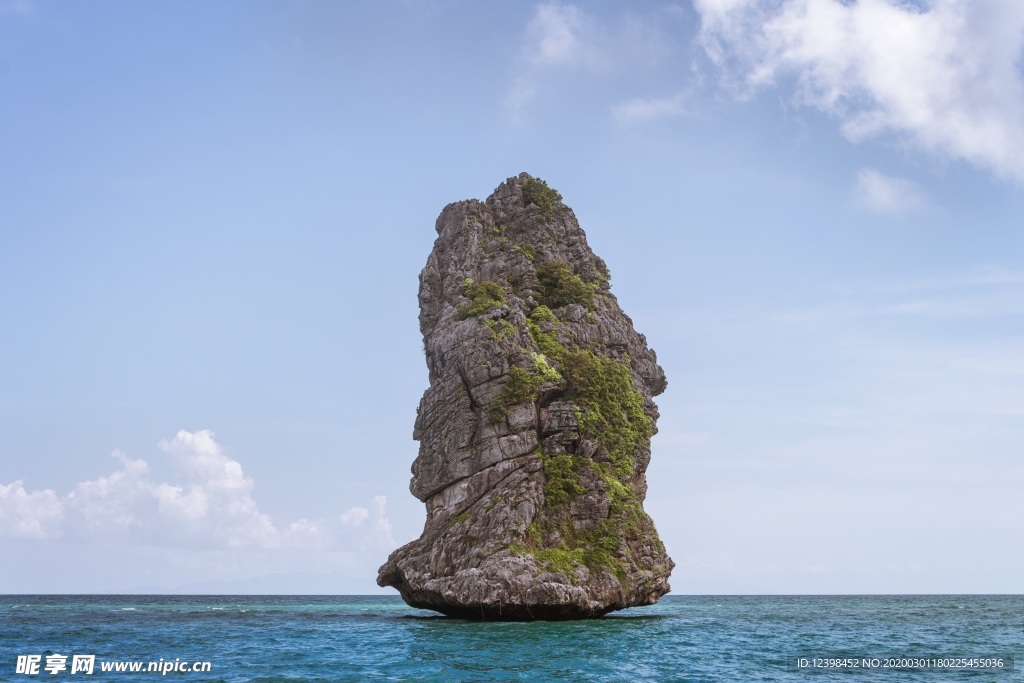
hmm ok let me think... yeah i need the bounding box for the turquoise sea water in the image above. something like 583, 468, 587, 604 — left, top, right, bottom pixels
1, 595, 1020, 682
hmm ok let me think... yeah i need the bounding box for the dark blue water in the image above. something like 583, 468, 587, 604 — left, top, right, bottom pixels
1, 595, 1020, 681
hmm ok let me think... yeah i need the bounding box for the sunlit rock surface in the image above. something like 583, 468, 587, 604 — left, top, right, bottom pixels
377, 173, 673, 619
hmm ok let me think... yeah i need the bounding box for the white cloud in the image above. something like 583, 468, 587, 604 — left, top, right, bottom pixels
853, 167, 927, 213
612, 93, 688, 123
154, 482, 208, 521
159, 430, 244, 487
0, 480, 63, 539
521, 3, 676, 72
338, 497, 394, 549
508, 4, 682, 120
66, 450, 151, 533
526, 4, 594, 69
504, 77, 537, 124
695, 0, 1024, 181
283, 518, 330, 549
58, 432, 278, 547
1, 430, 399, 554
339, 506, 369, 526
156, 430, 288, 548
373, 495, 396, 547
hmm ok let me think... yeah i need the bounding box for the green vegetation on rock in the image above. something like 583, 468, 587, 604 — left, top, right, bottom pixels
513, 512, 632, 582
457, 278, 505, 318
488, 366, 540, 423
527, 319, 652, 479
514, 243, 536, 261
487, 351, 561, 423
482, 317, 515, 340
539, 453, 588, 508
505, 309, 657, 583
535, 259, 597, 309
521, 176, 562, 215
528, 305, 556, 323
530, 352, 562, 384
561, 350, 652, 479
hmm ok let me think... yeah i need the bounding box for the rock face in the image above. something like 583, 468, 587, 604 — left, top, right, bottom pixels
377, 173, 674, 619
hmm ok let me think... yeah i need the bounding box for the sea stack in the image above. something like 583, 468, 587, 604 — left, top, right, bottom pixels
377, 173, 674, 619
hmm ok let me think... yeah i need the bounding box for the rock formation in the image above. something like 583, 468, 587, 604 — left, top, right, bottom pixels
377, 173, 674, 619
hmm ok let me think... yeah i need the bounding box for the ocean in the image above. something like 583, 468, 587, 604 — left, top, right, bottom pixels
1, 594, 1019, 681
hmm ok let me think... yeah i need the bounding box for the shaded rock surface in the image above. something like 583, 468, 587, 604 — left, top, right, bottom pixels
377, 173, 674, 619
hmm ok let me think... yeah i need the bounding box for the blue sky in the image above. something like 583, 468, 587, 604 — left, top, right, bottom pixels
2, 0, 1022, 594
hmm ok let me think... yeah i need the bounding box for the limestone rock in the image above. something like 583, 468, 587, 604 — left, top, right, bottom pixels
377, 173, 674, 619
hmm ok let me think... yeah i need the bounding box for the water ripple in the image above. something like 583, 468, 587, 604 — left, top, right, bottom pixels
0, 595, 1019, 682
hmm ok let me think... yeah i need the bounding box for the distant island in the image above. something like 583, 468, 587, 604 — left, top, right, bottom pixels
378, 173, 673, 619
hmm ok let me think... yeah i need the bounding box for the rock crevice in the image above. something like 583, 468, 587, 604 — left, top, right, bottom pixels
377, 173, 674, 619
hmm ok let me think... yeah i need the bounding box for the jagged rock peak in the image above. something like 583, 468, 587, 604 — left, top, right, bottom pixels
377, 172, 673, 619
